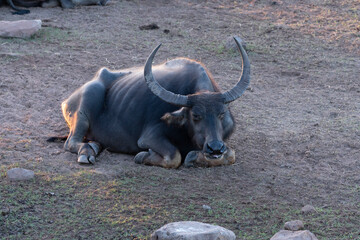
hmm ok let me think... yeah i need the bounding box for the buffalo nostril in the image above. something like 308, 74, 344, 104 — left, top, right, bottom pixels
220, 144, 226, 154
206, 141, 226, 154
206, 143, 214, 153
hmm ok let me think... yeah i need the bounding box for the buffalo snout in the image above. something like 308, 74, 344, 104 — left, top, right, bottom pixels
205, 140, 227, 157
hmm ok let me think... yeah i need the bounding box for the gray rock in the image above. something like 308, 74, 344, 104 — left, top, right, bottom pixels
1, 207, 10, 216
150, 221, 236, 240
224, 35, 247, 51
270, 230, 318, 240
301, 205, 316, 214
284, 220, 304, 231
7, 168, 35, 181
0, 20, 42, 38
202, 205, 212, 210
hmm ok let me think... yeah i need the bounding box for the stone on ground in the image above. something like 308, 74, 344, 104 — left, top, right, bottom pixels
7, 168, 35, 181
0, 20, 42, 38
202, 204, 212, 210
284, 220, 304, 231
270, 230, 318, 240
1, 207, 10, 216
150, 221, 236, 240
301, 205, 316, 214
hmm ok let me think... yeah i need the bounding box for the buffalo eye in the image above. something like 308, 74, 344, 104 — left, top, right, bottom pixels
192, 114, 202, 122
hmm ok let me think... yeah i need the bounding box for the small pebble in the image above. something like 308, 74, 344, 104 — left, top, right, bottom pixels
139, 23, 159, 30
301, 204, 316, 214
202, 205, 211, 210
1, 208, 10, 216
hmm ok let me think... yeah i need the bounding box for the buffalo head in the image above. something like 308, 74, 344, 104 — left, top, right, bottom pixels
144, 37, 250, 166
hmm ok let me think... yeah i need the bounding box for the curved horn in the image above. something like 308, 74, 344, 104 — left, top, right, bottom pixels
144, 44, 190, 107
222, 37, 251, 103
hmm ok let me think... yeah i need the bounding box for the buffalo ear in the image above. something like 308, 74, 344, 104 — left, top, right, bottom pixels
161, 107, 188, 126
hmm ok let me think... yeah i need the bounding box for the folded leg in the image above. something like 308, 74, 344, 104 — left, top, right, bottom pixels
134, 127, 181, 168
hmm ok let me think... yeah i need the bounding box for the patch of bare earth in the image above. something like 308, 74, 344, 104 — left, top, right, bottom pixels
0, 0, 359, 239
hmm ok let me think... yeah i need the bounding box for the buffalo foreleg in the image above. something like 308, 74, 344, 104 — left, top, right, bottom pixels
58, 0, 74, 8
135, 130, 181, 168
134, 149, 181, 169
184, 148, 236, 168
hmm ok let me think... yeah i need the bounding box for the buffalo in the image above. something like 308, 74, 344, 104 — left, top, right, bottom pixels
1, 0, 30, 14
57, 37, 250, 168
1, 0, 108, 14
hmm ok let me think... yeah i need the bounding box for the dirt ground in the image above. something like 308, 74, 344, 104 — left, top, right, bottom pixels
0, 0, 359, 239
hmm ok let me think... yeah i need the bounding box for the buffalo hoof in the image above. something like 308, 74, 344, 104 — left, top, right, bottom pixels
184, 148, 236, 168
88, 142, 101, 156
77, 142, 100, 164
41, 0, 60, 8
134, 151, 150, 164
77, 155, 96, 164
100, 0, 109, 5
59, 0, 75, 8
184, 151, 199, 168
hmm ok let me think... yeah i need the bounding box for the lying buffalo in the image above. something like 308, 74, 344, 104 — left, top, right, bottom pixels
1, 0, 30, 14
1, 0, 108, 15
56, 37, 250, 168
